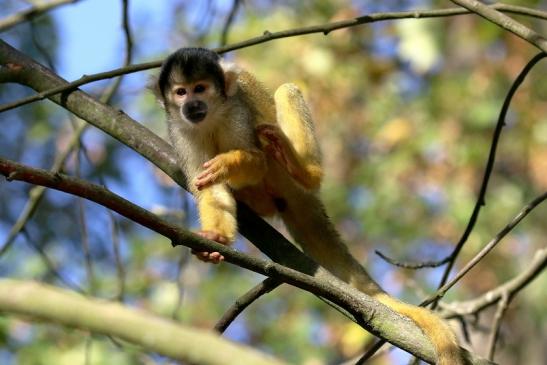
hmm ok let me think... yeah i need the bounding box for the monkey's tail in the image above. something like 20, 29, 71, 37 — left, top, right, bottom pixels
280, 192, 463, 364
374, 293, 463, 365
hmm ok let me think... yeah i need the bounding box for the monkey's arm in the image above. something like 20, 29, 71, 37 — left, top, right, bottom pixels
257, 84, 323, 191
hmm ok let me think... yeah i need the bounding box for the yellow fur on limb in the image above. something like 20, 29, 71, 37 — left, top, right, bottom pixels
258, 83, 463, 365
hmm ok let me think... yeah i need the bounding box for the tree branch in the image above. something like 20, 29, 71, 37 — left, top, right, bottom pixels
0, 121, 88, 257
424, 192, 547, 307
215, 277, 282, 334
431, 52, 547, 303
220, 0, 242, 47
376, 52, 546, 274
0, 278, 287, 365
1, 4, 545, 112
0, 0, 135, 257
486, 292, 510, 361
0, 156, 492, 365
450, 0, 547, 52
440, 248, 547, 317
0, 0, 81, 32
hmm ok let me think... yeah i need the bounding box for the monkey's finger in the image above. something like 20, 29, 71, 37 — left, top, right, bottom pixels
195, 172, 217, 190
202, 157, 219, 168
196, 168, 216, 181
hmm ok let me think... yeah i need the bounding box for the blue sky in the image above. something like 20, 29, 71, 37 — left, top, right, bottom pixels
53, 0, 171, 80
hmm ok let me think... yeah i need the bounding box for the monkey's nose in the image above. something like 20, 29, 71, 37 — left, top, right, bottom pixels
183, 101, 207, 123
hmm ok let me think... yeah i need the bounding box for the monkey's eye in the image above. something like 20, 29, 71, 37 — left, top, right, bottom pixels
194, 84, 207, 93
175, 87, 186, 96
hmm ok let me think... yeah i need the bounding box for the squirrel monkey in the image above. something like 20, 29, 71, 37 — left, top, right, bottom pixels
155, 47, 463, 365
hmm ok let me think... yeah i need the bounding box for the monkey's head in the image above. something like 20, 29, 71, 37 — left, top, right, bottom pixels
155, 47, 238, 126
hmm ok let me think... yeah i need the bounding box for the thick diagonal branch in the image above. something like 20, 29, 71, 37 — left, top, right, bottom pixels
0, 157, 493, 365
0, 279, 287, 365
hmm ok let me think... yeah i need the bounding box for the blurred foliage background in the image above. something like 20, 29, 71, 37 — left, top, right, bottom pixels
0, 0, 546, 364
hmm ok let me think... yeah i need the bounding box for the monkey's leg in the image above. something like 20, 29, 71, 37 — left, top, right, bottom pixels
268, 87, 463, 365
257, 83, 323, 190
195, 149, 266, 190
193, 184, 238, 263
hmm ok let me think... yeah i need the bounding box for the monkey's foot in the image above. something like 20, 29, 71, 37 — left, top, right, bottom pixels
256, 124, 300, 177
192, 231, 228, 264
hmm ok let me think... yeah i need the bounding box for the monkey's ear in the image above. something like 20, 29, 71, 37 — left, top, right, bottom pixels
220, 61, 239, 97
147, 75, 165, 109
224, 69, 239, 97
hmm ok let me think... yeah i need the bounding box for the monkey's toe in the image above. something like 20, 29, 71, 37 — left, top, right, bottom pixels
192, 231, 228, 264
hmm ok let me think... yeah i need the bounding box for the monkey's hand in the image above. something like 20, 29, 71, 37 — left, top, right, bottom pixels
195, 149, 266, 190
257, 124, 298, 175
192, 231, 228, 264
257, 124, 322, 190
195, 156, 229, 191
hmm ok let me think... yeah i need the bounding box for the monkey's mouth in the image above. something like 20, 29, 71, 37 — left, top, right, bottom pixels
186, 112, 207, 123
182, 101, 208, 123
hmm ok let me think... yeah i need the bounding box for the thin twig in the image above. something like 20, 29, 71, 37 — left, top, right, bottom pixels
375, 250, 451, 269
440, 248, 547, 317
29, 20, 56, 72
171, 192, 192, 320
355, 339, 386, 364
171, 248, 190, 320
120, 0, 133, 66
75, 147, 96, 294
363, 191, 547, 362
215, 277, 281, 333
101, 0, 133, 303
374, 53, 546, 278
0, 0, 134, 257
486, 292, 510, 361
107, 209, 126, 302
220, 0, 242, 47
432, 52, 547, 306
0, 0, 80, 32
424, 191, 547, 307
0, 0, 134, 263
0, 121, 88, 257
21, 230, 84, 292
1, 4, 545, 113
450, 0, 547, 53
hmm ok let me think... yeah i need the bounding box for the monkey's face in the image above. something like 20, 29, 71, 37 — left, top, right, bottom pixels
156, 48, 235, 128
164, 78, 225, 126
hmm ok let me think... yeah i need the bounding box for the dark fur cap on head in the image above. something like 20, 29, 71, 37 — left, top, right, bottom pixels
158, 47, 226, 98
